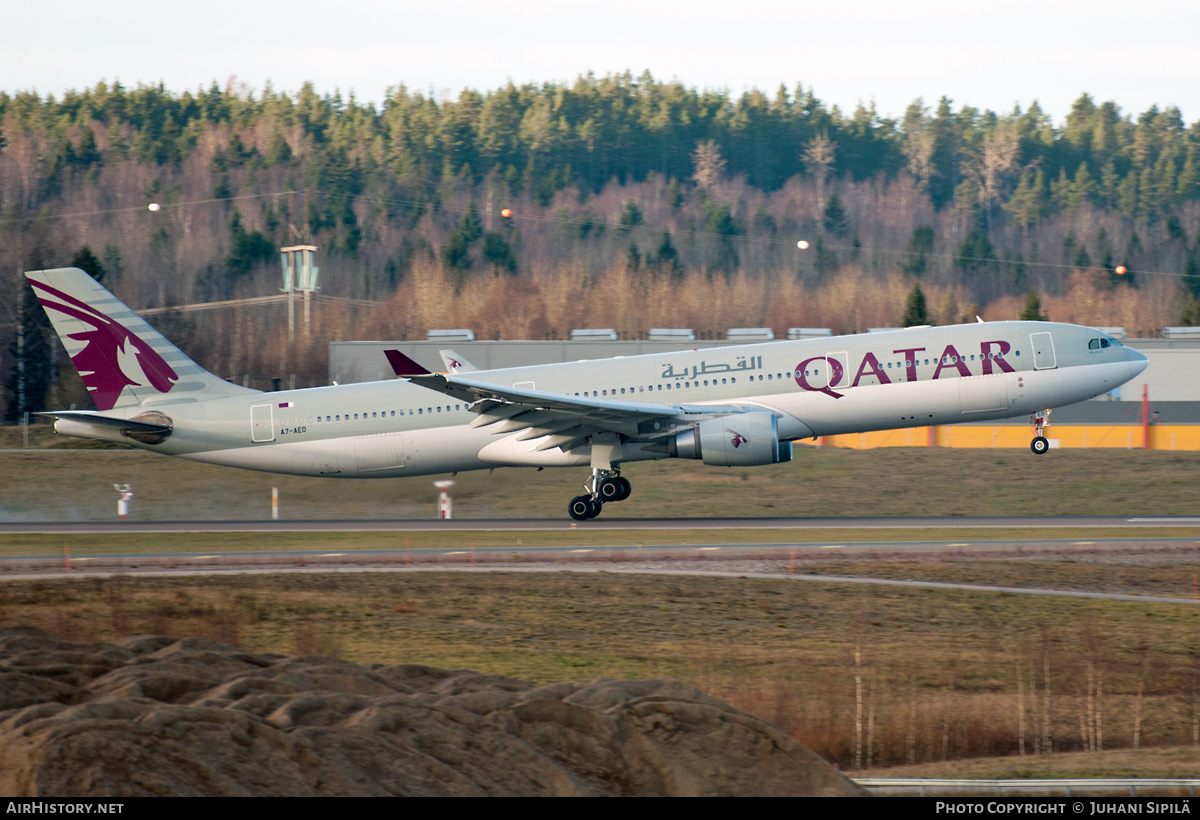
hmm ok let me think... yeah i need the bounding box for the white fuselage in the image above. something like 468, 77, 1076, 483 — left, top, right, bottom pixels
56, 321, 1147, 478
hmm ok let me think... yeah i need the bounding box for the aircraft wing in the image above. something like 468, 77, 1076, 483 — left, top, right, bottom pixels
385, 349, 743, 449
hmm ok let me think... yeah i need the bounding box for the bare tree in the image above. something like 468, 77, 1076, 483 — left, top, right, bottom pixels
691, 140, 727, 189
902, 129, 936, 190
964, 124, 1020, 227
803, 133, 837, 218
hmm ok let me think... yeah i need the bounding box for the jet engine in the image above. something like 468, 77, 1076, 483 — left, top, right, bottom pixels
665, 412, 792, 467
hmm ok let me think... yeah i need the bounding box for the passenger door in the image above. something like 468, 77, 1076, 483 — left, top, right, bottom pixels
1030, 332, 1056, 370
824, 351, 850, 389
250, 404, 275, 442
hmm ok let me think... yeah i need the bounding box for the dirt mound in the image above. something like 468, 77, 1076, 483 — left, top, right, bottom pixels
0, 627, 863, 796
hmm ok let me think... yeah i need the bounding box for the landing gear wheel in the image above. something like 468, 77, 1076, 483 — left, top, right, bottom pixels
614, 476, 632, 501
568, 496, 602, 520
569, 496, 593, 520
597, 476, 625, 502
1031, 436, 1050, 455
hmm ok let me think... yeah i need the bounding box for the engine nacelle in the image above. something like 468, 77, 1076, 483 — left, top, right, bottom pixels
666, 412, 792, 467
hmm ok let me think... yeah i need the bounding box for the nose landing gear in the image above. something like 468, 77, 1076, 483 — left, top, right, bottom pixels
567, 469, 632, 520
1030, 410, 1052, 455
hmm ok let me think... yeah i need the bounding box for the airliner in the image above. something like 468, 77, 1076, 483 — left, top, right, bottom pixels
27, 267, 1148, 520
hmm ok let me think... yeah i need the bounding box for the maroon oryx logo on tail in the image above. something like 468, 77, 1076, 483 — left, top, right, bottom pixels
29, 281, 178, 410
726, 429, 749, 448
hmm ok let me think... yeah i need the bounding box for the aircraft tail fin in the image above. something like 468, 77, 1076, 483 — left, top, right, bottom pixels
439, 349, 480, 374
25, 267, 260, 410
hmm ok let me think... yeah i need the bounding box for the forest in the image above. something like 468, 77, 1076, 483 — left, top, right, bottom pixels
2, 73, 1200, 416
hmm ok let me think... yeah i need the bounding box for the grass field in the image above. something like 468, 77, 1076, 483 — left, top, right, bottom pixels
3, 443, 1200, 521
7, 425, 1200, 777
5, 564, 1200, 773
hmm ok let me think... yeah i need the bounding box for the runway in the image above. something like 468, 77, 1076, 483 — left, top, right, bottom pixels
4, 515, 1200, 534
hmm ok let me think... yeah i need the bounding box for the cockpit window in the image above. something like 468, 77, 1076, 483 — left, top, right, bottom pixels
1089, 339, 1100, 350
1100, 338, 1111, 348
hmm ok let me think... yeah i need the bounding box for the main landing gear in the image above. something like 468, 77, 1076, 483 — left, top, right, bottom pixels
1030, 410, 1052, 455
568, 469, 632, 520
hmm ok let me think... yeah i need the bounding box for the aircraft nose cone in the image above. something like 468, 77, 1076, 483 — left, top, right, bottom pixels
1127, 347, 1149, 378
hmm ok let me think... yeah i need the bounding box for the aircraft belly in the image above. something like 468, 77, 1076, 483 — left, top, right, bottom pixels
1018, 361, 1134, 410
778, 379, 961, 436
184, 439, 352, 476
400, 425, 492, 474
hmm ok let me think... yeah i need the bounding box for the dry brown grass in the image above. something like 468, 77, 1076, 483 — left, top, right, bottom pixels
5, 568, 1200, 771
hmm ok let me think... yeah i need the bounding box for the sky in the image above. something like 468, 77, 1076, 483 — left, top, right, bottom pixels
5, 0, 1199, 123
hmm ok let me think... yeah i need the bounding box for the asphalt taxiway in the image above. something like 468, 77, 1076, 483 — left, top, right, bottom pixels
3, 515, 1200, 534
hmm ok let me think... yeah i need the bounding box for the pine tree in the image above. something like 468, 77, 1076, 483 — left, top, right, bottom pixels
618, 200, 643, 233
1178, 148, 1200, 202
1049, 168, 1071, 212
1020, 290, 1049, 321
823, 192, 847, 233
69, 246, 107, 284
1100, 160, 1120, 208
667, 177, 683, 210
625, 242, 641, 271
4, 284, 53, 421
902, 285, 930, 326
902, 225, 935, 275
1118, 171, 1139, 218
647, 232, 680, 274
1067, 163, 1096, 210
1003, 170, 1045, 232
461, 198, 483, 243
1180, 295, 1200, 326
482, 232, 516, 274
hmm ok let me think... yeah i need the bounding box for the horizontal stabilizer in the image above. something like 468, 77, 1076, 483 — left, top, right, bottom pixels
384, 349, 430, 377
36, 410, 171, 432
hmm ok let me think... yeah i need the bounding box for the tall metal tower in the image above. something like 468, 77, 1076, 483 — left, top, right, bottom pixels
281, 193, 318, 342
280, 244, 319, 341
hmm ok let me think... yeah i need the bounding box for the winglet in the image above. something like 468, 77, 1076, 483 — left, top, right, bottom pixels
384, 349, 430, 377
439, 349, 480, 373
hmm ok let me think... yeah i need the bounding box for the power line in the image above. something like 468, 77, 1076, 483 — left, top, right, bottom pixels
0, 190, 302, 228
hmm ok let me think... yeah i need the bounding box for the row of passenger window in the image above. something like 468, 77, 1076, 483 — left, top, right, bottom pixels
574, 377, 744, 397
304, 405, 464, 423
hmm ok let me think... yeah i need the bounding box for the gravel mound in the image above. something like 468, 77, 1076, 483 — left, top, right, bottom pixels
0, 627, 864, 796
